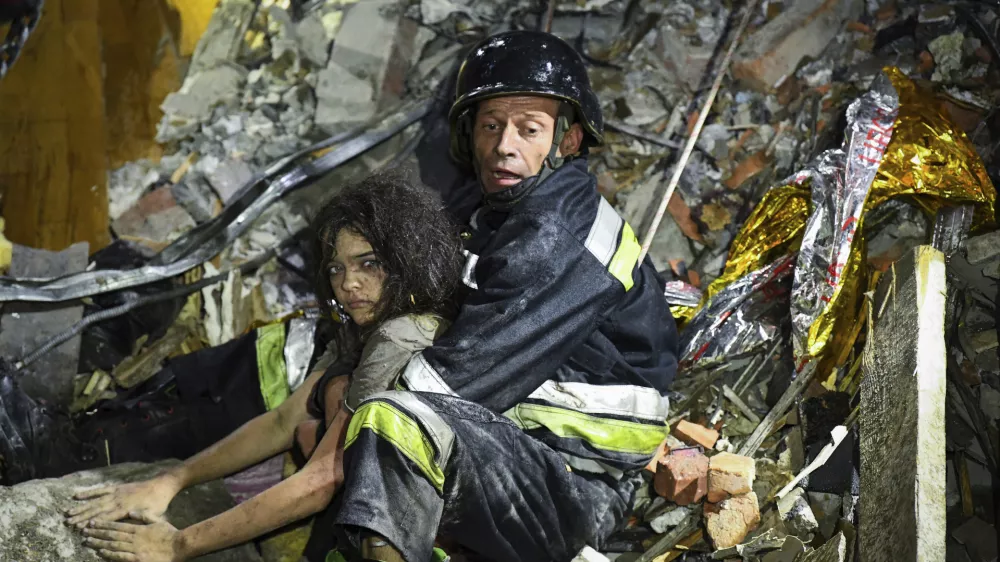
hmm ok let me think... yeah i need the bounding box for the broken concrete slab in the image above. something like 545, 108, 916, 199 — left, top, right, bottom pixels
189, 0, 257, 74
732, 0, 863, 91
965, 230, 1000, 266
802, 532, 848, 562
158, 64, 248, 142
777, 487, 819, 540
860, 246, 947, 562
314, 0, 419, 134
0, 461, 261, 561
0, 243, 89, 407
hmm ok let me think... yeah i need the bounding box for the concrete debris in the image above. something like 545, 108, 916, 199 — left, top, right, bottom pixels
2, 0, 997, 558
733, 0, 863, 91
649, 505, 692, 534
777, 487, 819, 540
314, 0, 419, 134
0, 461, 261, 561
157, 64, 248, 143
708, 452, 756, 503
0, 244, 89, 406
705, 491, 761, 549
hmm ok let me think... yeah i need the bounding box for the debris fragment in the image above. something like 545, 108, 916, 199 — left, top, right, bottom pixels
708, 452, 756, 503
705, 491, 761, 549
675, 419, 720, 449
654, 451, 709, 505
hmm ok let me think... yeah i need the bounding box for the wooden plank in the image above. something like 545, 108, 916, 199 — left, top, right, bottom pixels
859, 245, 947, 562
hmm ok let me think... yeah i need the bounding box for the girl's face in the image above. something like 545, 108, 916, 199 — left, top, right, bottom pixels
328, 229, 387, 327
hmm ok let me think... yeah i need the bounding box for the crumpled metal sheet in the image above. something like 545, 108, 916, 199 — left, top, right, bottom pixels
702, 180, 811, 304
284, 315, 318, 392
868, 67, 996, 229
790, 71, 899, 374
0, 99, 432, 303
665, 280, 703, 326
679, 254, 795, 371
681, 66, 997, 380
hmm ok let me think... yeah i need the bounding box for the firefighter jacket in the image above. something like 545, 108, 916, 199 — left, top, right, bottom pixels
400, 158, 680, 477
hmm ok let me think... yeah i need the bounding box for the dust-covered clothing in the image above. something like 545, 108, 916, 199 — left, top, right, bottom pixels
306, 313, 450, 422
399, 158, 679, 478
334, 391, 640, 562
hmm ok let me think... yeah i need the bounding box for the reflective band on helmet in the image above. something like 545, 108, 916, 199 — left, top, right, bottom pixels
584, 197, 640, 291
608, 222, 640, 292
345, 399, 449, 493
506, 402, 667, 455
256, 323, 290, 411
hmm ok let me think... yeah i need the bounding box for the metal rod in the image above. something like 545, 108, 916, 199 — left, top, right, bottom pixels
637, 0, 760, 263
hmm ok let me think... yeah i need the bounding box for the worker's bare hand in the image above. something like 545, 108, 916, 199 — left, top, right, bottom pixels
83, 511, 186, 562
65, 476, 180, 528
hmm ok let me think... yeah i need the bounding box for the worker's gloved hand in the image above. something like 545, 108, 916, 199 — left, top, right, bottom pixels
65, 473, 182, 528
82, 510, 186, 562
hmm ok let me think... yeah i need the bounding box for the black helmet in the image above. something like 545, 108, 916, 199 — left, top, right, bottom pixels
448, 30, 604, 165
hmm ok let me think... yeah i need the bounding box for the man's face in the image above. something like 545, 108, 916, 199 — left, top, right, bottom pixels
472, 96, 583, 194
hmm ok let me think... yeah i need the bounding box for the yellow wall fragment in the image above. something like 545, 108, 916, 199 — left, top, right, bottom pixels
164, 0, 221, 56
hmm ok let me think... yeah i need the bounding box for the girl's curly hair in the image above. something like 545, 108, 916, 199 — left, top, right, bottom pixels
313, 171, 465, 347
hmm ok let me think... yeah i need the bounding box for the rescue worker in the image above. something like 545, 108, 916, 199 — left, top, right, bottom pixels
331, 30, 680, 562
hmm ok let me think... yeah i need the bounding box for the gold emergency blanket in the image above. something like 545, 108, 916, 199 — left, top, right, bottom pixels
684, 67, 995, 375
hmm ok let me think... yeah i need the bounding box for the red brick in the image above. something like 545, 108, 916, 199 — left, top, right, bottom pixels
705, 492, 761, 549
654, 452, 709, 505
673, 419, 719, 449
708, 452, 756, 503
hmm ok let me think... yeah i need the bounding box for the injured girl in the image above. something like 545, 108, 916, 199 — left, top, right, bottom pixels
64, 172, 465, 562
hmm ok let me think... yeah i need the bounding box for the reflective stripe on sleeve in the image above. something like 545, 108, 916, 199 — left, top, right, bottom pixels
584, 197, 640, 291
400, 354, 459, 396
345, 393, 455, 493
256, 323, 290, 411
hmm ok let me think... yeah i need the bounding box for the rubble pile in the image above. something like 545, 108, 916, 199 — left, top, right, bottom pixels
0, 0, 996, 560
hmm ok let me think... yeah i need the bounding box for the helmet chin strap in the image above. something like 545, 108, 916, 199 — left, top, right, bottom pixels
537, 104, 574, 185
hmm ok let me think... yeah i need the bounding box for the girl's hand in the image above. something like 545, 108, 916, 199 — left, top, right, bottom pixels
82, 511, 187, 562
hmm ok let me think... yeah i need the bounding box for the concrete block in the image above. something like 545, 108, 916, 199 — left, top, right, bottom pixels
0, 461, 261, 561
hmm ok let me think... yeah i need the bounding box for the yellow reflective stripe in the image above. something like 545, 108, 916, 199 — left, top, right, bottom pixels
608, 222, 640, 291
507, 403, 666, 455
345, 401, 445, 492
256, 323, 290, 411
